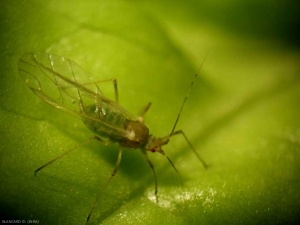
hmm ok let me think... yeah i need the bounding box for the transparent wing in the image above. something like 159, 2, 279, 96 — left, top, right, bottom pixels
18, 52, 136, 138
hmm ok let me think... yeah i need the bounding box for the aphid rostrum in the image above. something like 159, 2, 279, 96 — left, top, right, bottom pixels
18, 52, 209, 224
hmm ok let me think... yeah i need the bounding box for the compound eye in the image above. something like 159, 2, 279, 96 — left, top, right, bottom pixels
150, 148, 155, 153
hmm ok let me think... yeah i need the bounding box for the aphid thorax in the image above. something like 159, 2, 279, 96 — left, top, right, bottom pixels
120, 119, 169, 154
122, 120, 149, 148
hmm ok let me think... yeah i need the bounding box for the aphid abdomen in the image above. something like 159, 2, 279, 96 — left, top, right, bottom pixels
82, 100, 150, 148
82, 101, 128, 140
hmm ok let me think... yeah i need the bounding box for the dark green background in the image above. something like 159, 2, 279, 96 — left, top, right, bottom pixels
1, 1, 300, 224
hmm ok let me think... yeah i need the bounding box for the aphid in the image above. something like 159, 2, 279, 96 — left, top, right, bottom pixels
18, 52, 209, 224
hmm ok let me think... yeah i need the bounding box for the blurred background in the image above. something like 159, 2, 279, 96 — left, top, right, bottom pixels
1, 1, 299, 224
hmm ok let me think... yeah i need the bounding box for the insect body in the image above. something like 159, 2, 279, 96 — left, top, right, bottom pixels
18, 52, 209, 224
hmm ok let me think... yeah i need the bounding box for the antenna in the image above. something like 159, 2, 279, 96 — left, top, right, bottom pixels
169, 52, 209, 137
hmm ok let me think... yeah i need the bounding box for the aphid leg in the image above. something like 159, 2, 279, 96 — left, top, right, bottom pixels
164, 155, 183, 185
91, 78, 119, 103
164, 130, 210, 169
86, 147, 123, 225
111, 78, 118, 103
67, 58, 119, 103
141, 150, 158, 203
93, 136, 113, 146
139, 102, 152, 118
34, 136, 98, 176
138, 102, 151, 123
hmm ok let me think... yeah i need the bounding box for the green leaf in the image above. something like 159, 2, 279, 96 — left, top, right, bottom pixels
1, 1, 300, 224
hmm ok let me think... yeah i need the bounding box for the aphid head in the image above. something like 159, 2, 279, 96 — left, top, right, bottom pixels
145, 136, 179, 175
146, 136, 169, 155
